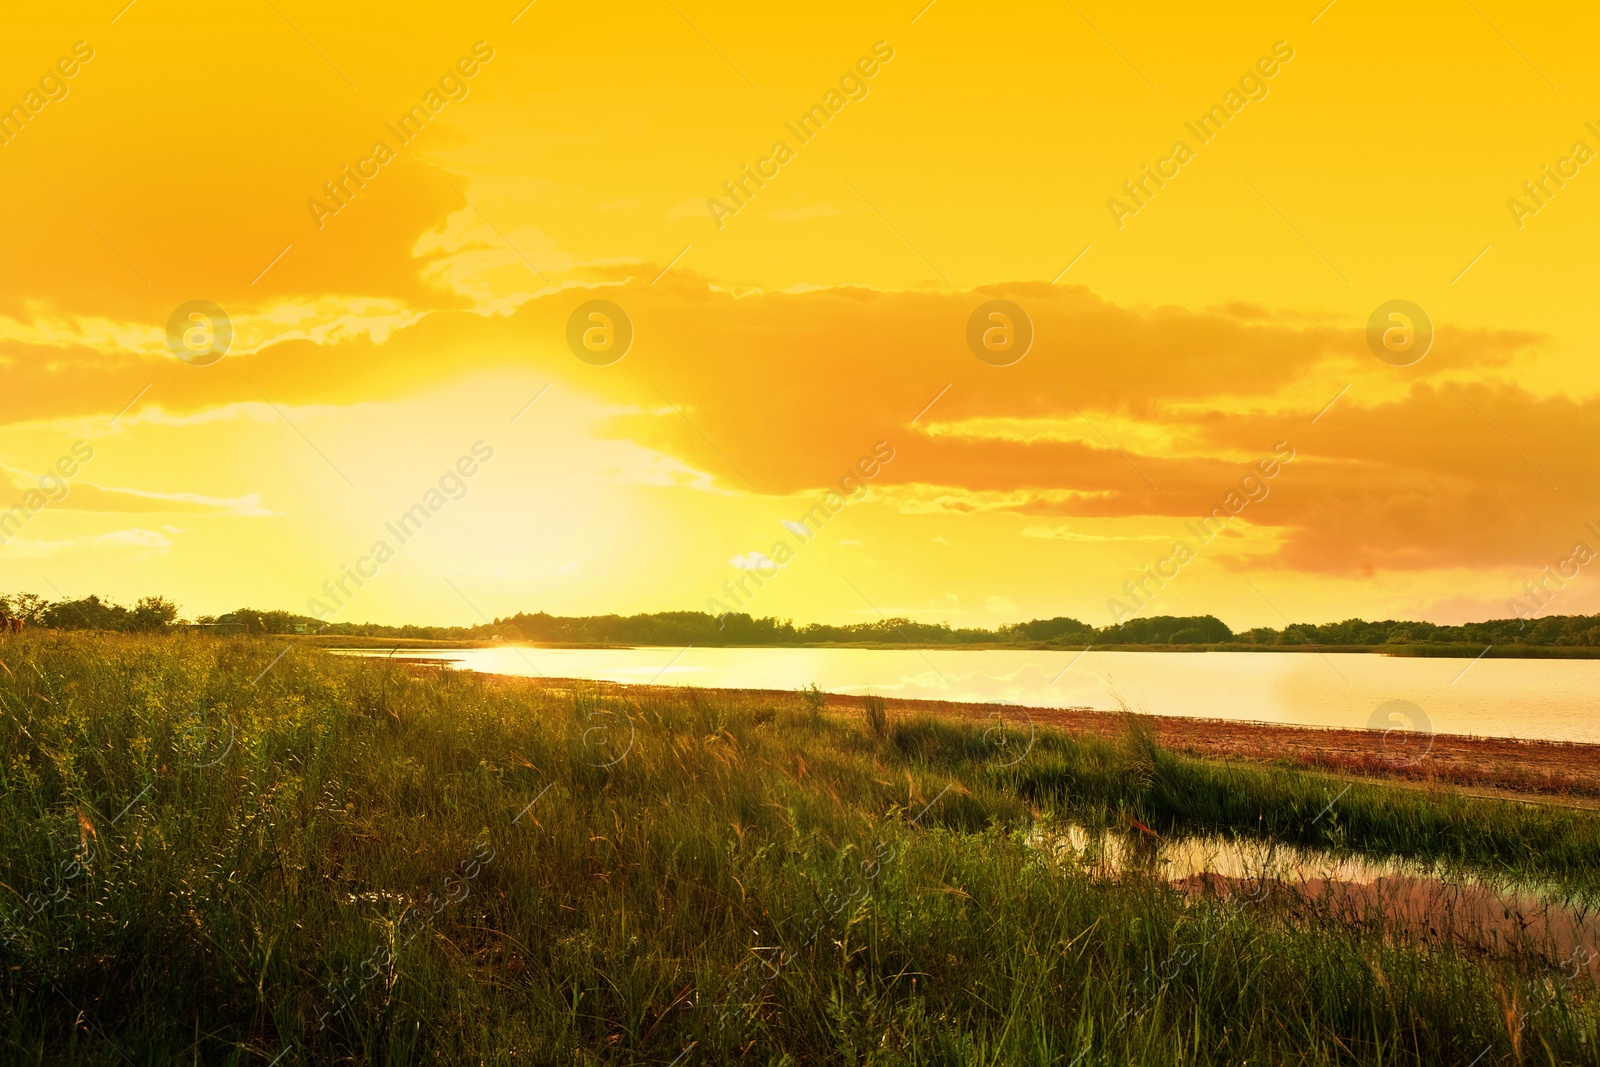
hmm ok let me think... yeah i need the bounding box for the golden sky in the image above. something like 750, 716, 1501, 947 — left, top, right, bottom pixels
1, 0, 1597, 630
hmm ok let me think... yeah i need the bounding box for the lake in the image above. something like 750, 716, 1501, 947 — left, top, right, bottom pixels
331, 645, 1600, 745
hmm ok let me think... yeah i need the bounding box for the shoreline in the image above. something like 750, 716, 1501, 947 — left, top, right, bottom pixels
450, 671, 1600, 807
300, 634, 1600, 658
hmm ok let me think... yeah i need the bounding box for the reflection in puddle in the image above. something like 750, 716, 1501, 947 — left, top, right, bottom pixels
1037, 823, 1455, 885
1032, 823, 1600, 976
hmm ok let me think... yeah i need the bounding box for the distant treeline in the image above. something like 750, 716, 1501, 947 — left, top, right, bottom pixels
5, 592, 1600, 649
0, 593, 179, 633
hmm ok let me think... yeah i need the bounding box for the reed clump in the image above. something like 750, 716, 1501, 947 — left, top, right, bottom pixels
863, 693, 888, 739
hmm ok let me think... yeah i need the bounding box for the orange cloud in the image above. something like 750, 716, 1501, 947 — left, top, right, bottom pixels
0, 264, 1571, 582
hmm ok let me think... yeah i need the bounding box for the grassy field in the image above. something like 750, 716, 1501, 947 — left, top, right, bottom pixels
2, 634, 1599, 1065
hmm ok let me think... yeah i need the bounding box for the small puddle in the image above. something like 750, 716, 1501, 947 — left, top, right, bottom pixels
1032, 823, 1600, 975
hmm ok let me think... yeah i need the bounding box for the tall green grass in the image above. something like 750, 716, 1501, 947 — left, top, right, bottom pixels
0, 633, 1596, 1065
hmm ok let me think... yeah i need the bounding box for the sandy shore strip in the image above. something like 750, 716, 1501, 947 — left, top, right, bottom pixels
434, 670, 1600, 806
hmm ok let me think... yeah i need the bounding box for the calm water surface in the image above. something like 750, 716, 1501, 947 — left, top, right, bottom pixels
334, 646, 1600, 744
